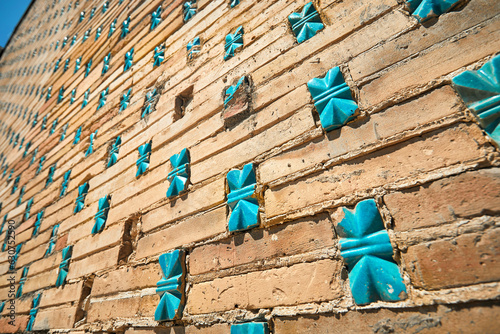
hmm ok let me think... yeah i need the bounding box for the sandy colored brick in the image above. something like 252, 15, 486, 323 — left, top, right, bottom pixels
190, 213, 335, 275
32, 305, 80, 330
27, 251, 62, 276
67, 245, 122, 280
91, 263, 161, 297
23, 269, 58, 294
87, 295, 158, 322
137, 206, 227, 260
0, 315, 29, 334
40, 281, 84, 308
71, 222, 126, 260
265, 123, 489, 218
259, 86, 463, 185
185, 324, 231, 334
274, 303, 500, 334
187, 259, 343, 314
385, 168, 500, 231
404, 228, 500, 290
125, 328, 186, 334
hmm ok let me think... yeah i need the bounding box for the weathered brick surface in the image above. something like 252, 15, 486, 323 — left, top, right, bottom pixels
40, 281, 83, 308
67, 245, 122, 280
385, 168, 500, 231
404, 228, 500, 289
189, 213, 335, 275
187, 260, 343, 314
33, 305, 80, 330
87, 294, 158, 322
23, 268, 58, 294
0, 315, 29, 334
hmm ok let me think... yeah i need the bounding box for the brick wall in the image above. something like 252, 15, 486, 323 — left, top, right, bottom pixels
0, 0, 498, 333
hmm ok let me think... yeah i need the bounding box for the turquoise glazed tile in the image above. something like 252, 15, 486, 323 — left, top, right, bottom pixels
136, 142, 152, 176
406, 0, 461, 22
151, 5, 162, 30
337, 199, 407, 305
120, 89, 132, 112
58, 86, 65, 103
71, 88, 77, 104
46, 164, 57, 188
16, 266, 29, 298
75, 56, 82, 73
108, 136, 122, 167
55, 246, 72, 287
71, 34, 78, 46
17, 186, 25, 206
54, 58, 61, 72
89, 7, 96, 19
83, 28, 91, 42
79, 11, 85, 23
85, 59, 92, 77
224, 26, 243, 61
82, 89, 90, 109
95, 26, 102, 40
452, 55, 500, 145
44, 224, 59, 257
25, 197, 34, 221
187, 36, 201, 59
74, 126, 82, 144
74, 182, 89, 214
92, 195, 110, 234
63, 58, 70, 72
167, 148, 190, 198
60, 170, 71, 197
33, 210, 44, 236
97, 88, 109, 110
153, 44, 165, 67
36, 155, 45, 175
224, 76, 247, 108
62, 36, 68, 48
288, 2, 324, 44
102, 1, 109, 13
11, 175, 20, 194
60, 123, 69, 141
142, 88, 158, 118
230, 0, 240, 8
109, 18, 117, 38
231, 323, 269, 334
307, 66, 358, 131
41, 115, 48, 132
226, 163, 259, 232
46, 86, 52, 101
183, 0, 197, 22
0, 214, 7, 233
124, 48, 134, 72
155, 249, 185, 321
50, 119, 58, 135
85, 130, 98, 157
121, 16, 131, 39
102, 52, 111, 75
26, 293, 41, 331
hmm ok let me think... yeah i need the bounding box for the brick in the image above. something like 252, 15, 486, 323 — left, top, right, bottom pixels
359, 14, 500, 107
140, 177, 225, 233
23, 268, 58, 293
27, 251, 62, 276
0, 315, 29, 333
137, 206, 227, 260
274, 303, 500, 334
16, 243, 47, 268
40, 281, 84, 308
187, 259, 343, 314
384, 169, 500, 231
404, 228, 500, 290
71, 222, 126, 260
67, 245, 122, 280
264, 123, 489, 219
125, 328, 186, 334
259, 86, 463, 185
87, 294, 158, 322
190, 213, 335, 275
32, 305, 80, 330
185, 324, 231, 334
91, 263, 161, 297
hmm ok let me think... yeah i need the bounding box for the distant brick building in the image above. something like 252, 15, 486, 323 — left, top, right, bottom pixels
0, 0, 498, 333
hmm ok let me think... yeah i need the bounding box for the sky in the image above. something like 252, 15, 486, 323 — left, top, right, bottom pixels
0, 0, 33, 48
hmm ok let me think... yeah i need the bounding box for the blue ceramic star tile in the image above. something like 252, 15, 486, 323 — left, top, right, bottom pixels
167, 148, 190, 198
54, 58, 61, 72
108, 136, 122, 168
154, 250, 185, 321
231, 323, 269, 334
44, 224, 59, 257
62, 36, 68, 48
74, 126, 82, 145
142, 88, 158, 118
83, 28, 91, 42
136, 142, 152, 176
50, 119, 58, 135
26, 293, 41, 331
121, 16, 131, 39
11, 175, 20, 195
288, 2, 324, 44
120, 89, 132, 112
79, 11, 85, 23
71, 34, 78, 46
337, 199, 407, 305
82, 89, 90, 109
187, 36, 201, 59
33, 210, 44, 236
406, 0, 462, 22
24, 197, 33, 221
452, 55, 500, 145
307, 66, 359, 131
224, 26, 243, 61
85, 130, 98, 157
151, 6, 162, 30
226, 163, 259, 232
230, 0, 240, 8
63, 58, 70, 72
109, 19, 117, 38
183, 1, 197, 22
85, 59, 92, 77
60, 169, 71, 197
124, 48, 134, 71
75, 57, 82, 73
46, 86, 52, 101
55, 246, 72, 287
60, 123, 69, 141
153, 45, 165, 67
58, 86, 65, 103
36, 155, 45, 175
95, 26, 102, 40
40, 116, 48, 132
102, 53, 111, 75
46, 164, 56, 188
102, 0, 109, 13
17, 185, 25, 206
92, 195, 110, 234
74, 182, 89, 213
224, 76, 247, 108
97, 88, 109, 111
16, 266, 29, 298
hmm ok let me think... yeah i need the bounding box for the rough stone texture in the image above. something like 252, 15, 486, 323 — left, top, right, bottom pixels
33, 305, 80, 330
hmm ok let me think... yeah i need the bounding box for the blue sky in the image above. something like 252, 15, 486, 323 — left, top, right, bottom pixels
0, 0, 33, 48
